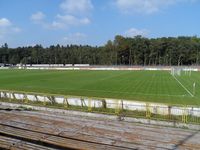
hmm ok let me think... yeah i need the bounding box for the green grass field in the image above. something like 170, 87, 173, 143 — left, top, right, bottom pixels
0, 69, 199, 106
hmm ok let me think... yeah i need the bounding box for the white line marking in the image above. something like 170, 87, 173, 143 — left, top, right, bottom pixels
172, 75, 194, 97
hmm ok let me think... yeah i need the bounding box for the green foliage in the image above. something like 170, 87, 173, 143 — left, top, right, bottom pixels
1, 36, 200, 65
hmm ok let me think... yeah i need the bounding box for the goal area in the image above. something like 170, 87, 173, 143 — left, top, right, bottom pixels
171, 67, 192, 76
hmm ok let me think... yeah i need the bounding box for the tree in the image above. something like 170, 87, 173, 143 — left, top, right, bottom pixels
0, 36, 200, 66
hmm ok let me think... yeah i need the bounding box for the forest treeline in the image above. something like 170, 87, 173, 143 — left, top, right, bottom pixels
0, 35, 200, 66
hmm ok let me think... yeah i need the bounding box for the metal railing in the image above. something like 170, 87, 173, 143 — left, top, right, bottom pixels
0, 90, 200, 125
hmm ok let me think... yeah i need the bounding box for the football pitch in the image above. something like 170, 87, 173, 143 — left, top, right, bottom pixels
0, 69, 199, 106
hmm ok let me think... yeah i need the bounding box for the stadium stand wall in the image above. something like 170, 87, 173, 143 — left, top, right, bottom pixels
0, 90, 200, 120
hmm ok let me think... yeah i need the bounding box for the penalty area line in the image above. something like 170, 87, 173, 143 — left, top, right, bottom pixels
172, 75, 194, 97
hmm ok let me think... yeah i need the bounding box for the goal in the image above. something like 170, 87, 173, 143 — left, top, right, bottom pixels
171, 67, 192, 76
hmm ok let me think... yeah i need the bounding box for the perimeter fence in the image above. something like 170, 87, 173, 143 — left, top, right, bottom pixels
0, 90, 200, 125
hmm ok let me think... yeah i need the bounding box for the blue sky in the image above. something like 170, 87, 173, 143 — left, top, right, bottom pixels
0, 0, 200, 47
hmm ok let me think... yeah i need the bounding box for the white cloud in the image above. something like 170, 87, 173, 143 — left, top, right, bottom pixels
51, 21, 65, 29
0, 18, 21, 39
30, 11, 46, 23
31, 0, 92, 30
60, 0, 93, 15
63, 32, 87, 44
57, 14, 90, 25
115, 0, 197, 14
12, 27, 21, 33
39, 15, 90, 30
0, 18, 12, 27
124, 28, 149, 37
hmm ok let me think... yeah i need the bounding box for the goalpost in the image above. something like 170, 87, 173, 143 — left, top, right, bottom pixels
170, 67, 196, 97
171, 67, 192, 77
184, 67, 192, 76
171, 67, 181, 76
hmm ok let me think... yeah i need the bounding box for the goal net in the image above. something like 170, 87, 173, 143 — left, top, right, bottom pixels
171, 67, 196, 96
171, 67, 192, 76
